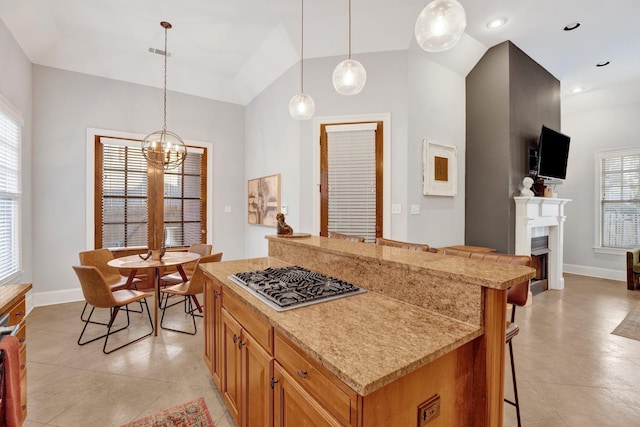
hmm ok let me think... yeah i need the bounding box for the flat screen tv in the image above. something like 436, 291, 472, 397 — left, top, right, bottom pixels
536, 125, 571, 183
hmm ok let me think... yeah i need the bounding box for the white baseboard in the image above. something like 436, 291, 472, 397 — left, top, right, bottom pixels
564, 263, 626, 282
32, 288, 84, 307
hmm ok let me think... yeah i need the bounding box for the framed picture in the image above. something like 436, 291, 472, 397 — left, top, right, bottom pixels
248, 173, 281, 227
423, 140, 457, 196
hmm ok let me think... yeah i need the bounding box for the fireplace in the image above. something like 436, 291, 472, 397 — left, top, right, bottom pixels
514, 197, 571, 290
530, 236, 549, 294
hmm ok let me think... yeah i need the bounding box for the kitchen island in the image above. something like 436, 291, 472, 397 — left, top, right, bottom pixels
201, 236, 534, 427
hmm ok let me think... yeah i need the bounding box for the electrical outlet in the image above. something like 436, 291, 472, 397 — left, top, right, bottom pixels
391, 204, 402, 214
418, 394, 440, 426
224, 205, 232, 213
411, 204, 420, 215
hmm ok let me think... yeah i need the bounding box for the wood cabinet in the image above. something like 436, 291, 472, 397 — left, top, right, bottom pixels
0, 283, 31, 423
274, 333, 358, 426
203, 275, 222, 387
220, 291, 274, 427
273, 363, 343, 427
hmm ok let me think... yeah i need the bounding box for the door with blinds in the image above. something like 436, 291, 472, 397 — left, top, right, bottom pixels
320, 122, 383, 243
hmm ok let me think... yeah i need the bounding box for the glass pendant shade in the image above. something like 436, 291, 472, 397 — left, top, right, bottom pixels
142, 129, 187, 171
289, 93, 315, 120
332, 58, 367, 96
415, 0, 467, 53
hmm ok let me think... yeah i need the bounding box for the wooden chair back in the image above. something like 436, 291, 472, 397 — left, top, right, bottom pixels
375, 237, 430, 252
72, 265, 117, 309
78, 249, 121, 286
185, 252, 223, 295
328, 231, 365, 243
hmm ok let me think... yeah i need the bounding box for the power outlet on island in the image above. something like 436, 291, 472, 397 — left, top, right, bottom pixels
418, 394, 440, 426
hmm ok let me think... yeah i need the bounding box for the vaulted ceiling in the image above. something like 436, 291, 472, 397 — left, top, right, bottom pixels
1, 0, 639, 105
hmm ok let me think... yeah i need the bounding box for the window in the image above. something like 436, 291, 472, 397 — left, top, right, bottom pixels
320, 122, 383, 243
597, 148, 640, 249
0, 99, 22, 283
95, 135, 207, 250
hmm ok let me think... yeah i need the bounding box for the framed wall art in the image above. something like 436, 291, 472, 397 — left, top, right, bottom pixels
422, 140, 457, 196
248, 173, 281, 227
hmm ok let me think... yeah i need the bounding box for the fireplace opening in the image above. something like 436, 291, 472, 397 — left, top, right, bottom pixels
530, 236, 549, 295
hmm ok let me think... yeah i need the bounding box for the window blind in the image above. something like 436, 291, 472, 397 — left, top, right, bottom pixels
601, 152, 640, 248
326, 124, 377, 243
163, 148, 205, 247
100, 138, 149, 248
0, 108, 21, 282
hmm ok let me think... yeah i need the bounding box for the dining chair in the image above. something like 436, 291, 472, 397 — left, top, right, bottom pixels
327, 231, 365, 243
375, 237, 431, 251
78, 248, 143, 322
160, 243, 213, 285
160, 252, 223, 335
72, 265, 154, 354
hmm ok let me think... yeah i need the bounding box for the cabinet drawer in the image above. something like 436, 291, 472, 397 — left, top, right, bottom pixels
223, 291, 273, 354
8, 299, 26, 325
275, 332, 357, 426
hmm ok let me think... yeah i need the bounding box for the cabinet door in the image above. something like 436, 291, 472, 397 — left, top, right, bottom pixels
204, 278, 223, 388
222, 308, 243, 424
203, 277, 215, 376
241, 331, 273, 427
273, 363, 342, 427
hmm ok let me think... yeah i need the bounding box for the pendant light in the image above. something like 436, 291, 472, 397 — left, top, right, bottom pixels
415, 0, 467, 53
332, 0, 366, 96
289, 0, 315, 120
142, 21, 187, 170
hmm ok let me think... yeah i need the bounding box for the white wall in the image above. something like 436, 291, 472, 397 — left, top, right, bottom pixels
31, 65, 246, 304
0, 20, 33, 288
407, 49, 466, 248
561, 82, 640, 280
244, 49, 467, 258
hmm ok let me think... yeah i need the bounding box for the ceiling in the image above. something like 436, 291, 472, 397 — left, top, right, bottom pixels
1, 0, 639, 106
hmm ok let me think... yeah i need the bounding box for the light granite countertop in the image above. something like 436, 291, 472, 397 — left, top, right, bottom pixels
202, 258, 483, 396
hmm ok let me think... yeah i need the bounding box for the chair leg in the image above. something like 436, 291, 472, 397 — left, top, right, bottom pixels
160, 293, 197, 335
77, 300, 154, 354
504, 339, 521, 427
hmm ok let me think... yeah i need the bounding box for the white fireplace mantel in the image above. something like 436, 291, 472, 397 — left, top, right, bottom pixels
514, 196, 571, 290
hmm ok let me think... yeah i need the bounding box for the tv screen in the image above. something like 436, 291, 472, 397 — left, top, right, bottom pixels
536, 125, 570, 182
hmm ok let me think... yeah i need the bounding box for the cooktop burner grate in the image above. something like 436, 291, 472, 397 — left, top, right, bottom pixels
229, 266, 366, 311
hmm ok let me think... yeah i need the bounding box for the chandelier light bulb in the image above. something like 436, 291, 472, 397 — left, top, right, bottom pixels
415, 0, 467, 53
289, 93, 316, 120
332, 58, 367, 96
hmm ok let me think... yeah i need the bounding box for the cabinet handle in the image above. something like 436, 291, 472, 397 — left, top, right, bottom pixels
270, 377, 279, 389
15, 311, 24, 317
18, 338, 25, 343
214, 290, 220, 299
20, 364, 25, 370
233, 334, 237, 344
238, 339, 244, 350
296, 370, 308, 379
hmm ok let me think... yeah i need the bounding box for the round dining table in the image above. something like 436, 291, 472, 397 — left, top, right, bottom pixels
107, 252, 200, 336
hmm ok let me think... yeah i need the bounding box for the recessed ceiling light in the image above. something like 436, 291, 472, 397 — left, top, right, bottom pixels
596, 61, 610, 67
563, 22, 581, 31
487, 18, 507, 29
569, 87, 586, 94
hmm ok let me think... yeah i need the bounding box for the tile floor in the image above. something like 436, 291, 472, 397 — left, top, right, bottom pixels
21, 273, 640, 426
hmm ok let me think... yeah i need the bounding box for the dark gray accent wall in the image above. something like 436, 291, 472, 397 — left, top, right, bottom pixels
465, 41, 560, 253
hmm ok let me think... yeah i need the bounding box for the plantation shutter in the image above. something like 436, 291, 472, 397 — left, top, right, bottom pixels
0, 105, 22, 282
326, 123, 377, 243
601, 152, 640, 248
164, 146, 206, 247
99, 137, 149, 248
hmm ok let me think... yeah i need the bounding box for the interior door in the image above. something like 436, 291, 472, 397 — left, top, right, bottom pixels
320, 121, 383, 242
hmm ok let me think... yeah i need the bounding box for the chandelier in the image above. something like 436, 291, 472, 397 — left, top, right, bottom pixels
289, 0, 315, 119
332, 0, 366, 96
142, 21, 187, 170
415, 0, 467, 53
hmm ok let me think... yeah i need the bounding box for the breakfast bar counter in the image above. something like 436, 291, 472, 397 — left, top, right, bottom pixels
201, 236, 535, 427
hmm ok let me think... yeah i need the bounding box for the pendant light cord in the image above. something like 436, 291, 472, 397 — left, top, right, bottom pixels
301, 0, 304, 93
348, 0, 352, 59
163, 25, 168, 132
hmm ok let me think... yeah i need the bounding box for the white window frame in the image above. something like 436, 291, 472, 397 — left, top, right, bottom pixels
0, 94, 24, 285
594, 147, 640, 254
85, 128, 214, 250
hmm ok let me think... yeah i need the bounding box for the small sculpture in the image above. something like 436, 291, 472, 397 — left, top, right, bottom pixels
276, 213, 294, 235
520, 176, 535, 197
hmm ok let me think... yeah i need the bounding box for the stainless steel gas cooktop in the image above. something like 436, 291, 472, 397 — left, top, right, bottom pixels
229, 266, 366, 312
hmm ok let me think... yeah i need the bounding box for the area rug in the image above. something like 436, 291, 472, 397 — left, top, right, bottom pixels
121, 397, 214, 427
612, 308, 640, 341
